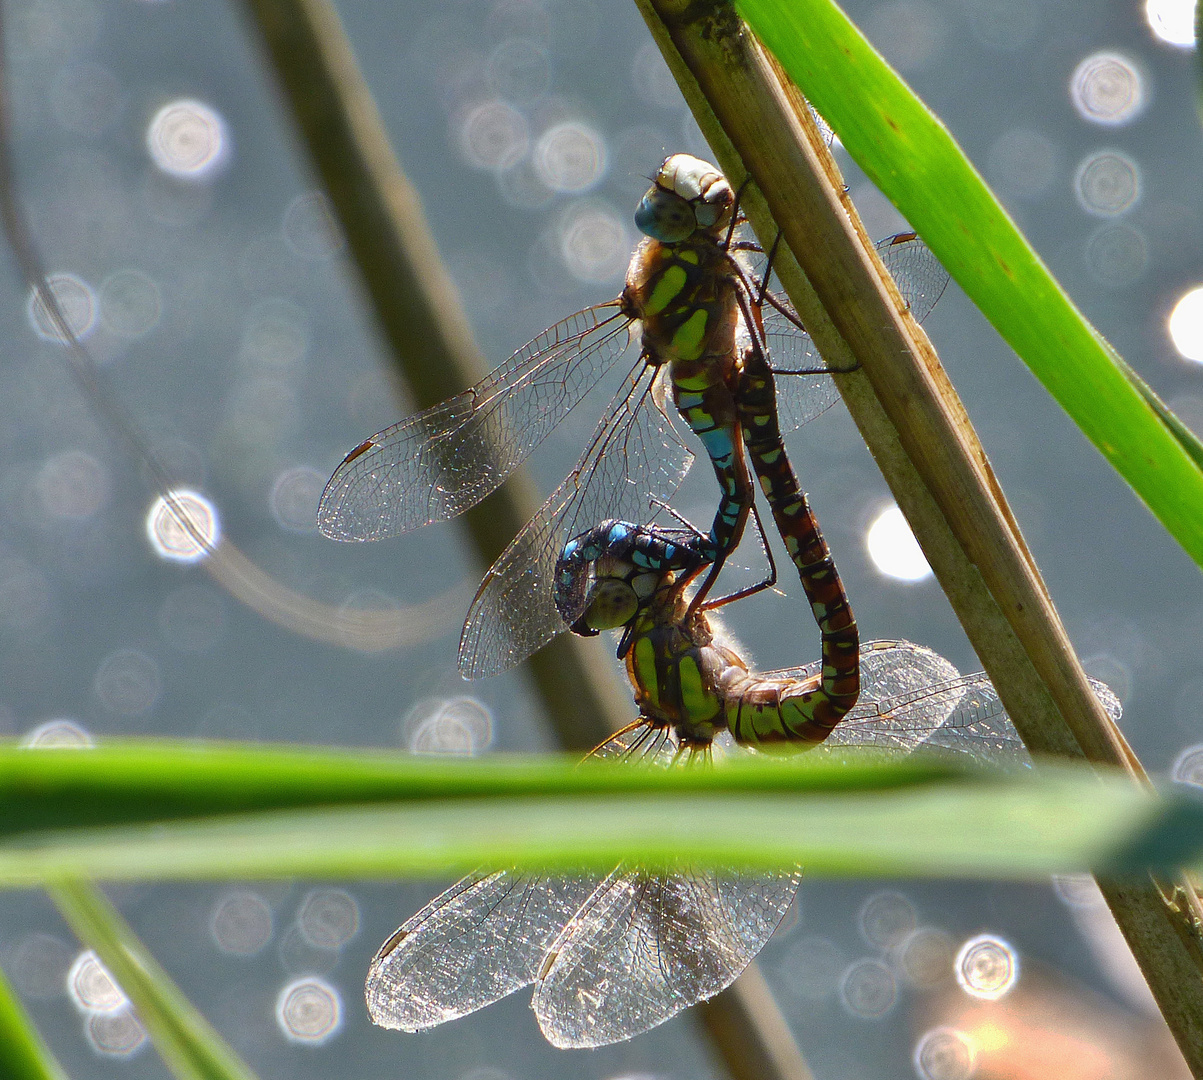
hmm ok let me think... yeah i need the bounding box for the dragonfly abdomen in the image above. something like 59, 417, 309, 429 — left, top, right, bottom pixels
721, 668, 851, 746
735, 343, 861, 731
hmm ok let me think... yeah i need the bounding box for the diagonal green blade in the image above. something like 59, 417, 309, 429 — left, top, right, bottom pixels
0, 963, 68, 1080
49, 880, 258, 1080
738, 0, 1203, 570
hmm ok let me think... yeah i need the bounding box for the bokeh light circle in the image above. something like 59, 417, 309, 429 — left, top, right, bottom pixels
838, 958, 897, 1018
275, 976, 343, 1044
557, 200, 629, 284
68, 951, 127, 1013
457, 100, 529, 172
100, 269, 162, 338
407, 697, 494, 755
1069, 52, 1146, 126
27, 273, 97, 343
297, 889, 360, 950
1169, 286, 1203, 362
913, 1026, 977, 1080
1073, 150, 1141, 216
866, 505, 933, 582
210, 890, 274, 955
20, 718, 94, 748
86, 1008, 147, 1057
896, 927, 956, 988
534, 121, 607, 193
954, 933, 1019, 1000
36, 449, 110, 521
1085, 222, 1149, 287
146, 98, 230, 179
858, 890, 918, 948
1171, 743, 1203, 784
94, 648, 162, 717
146, 490, 220, 562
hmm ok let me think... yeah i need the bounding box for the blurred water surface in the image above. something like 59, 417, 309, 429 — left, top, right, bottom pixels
0, 0, 1200, 1076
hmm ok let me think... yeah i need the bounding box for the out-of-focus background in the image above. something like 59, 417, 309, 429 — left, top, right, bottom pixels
0, 0, 1200, 1076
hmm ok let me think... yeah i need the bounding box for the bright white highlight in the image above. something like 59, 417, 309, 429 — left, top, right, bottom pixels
276, 976, 343, 1043
146, 490, 220, 562
955, 933, 1019, 1000
913, 1026, 977, 1080
147, 99, 229, 179
1145, 0, 1197, 45
68, 951, 127, 1013
1069, 52, 1146, 126
866, 505, 932, 582
20, 719, 94, 748
1169, 286, 1203, 362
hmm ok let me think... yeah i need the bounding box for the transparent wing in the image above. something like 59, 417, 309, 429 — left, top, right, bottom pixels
763, 639, 1019, 760
365, 870, 603, 1031
762, 234, 950, 437
318, 303, 633, 541
765, 639, 1121, 767
363, 723, 673, 1032
918, 674, 1121, 767
458, 368, 694, 679
876, 231, 951, 324
532, 864, 800, 1048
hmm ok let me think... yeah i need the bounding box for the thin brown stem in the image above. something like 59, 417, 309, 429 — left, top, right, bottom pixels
236, 0, 631, 749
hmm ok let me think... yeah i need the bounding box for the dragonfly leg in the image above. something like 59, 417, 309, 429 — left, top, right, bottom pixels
702, 500, 779, 611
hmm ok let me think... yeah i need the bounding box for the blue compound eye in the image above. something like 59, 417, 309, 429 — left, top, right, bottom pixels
635, 187, 696, 242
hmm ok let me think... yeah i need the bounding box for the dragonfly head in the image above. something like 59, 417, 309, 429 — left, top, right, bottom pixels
555, 520, 711, 637
555, 523, 648, 636
635, 154, 734, 243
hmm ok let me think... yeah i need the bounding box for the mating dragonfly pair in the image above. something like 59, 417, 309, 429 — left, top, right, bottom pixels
319, 155, 1119, 1046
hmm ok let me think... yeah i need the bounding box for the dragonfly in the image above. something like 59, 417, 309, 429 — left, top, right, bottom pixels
319, 154, 950, 678
365, 520, 1124, 1047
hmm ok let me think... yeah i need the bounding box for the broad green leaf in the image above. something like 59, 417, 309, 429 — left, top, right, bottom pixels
0, 964, 68, 1080
0, 738, 969, 835
0, 742, 1201, 881
49, 881, 258, 1080
737, 0, 1203, 570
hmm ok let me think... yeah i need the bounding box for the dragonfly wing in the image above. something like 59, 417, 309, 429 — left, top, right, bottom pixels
875, 232, 950, 324
318, 303, 632, 541
365, 869, 601, 1030
763, 312, 842, 437
761, 232, 948, 438
1090, 677, 1123, 724
914, 674, 1031, 766
786, 639, 1028, 763
532, 864, 800, 1048
458, 368, 694, 679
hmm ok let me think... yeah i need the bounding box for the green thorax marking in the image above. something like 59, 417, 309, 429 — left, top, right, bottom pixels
644, 264, 687, 317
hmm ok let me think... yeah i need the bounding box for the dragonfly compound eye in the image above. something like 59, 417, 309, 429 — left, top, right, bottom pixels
635, 185, 697, 243
579, 578, 640, 632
